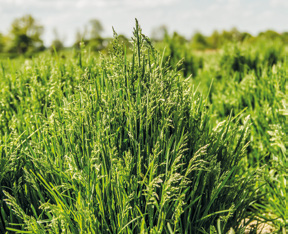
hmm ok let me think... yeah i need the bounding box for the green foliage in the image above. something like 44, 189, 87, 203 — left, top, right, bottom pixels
192, 41, 287, 232
73, 18, 106, 53
191, 28, 253, 51
161, 32, 202, 77
151, 25, 168, 42
258, 30, 282, 40
1, 19, 287, 233
50, 39, 64, 53
257, 91, 288, 232
6, 14, 45, 55
88, 37, 105, 51
0, 20, 258, 233
0, 33, 5, 53
191, 32, 209, 50
89, 19, 104, 39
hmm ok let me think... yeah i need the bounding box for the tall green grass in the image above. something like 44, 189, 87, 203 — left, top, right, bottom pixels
0, 20, 258, 233
192, 41, 287, 232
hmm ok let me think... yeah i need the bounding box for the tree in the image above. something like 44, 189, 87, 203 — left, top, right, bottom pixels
207, 30, 220, 49
151, 25, 168, 41
89, 19, 103, 39
221, 30, 233, 43
74, 20, 103, 50
258, 30, 281, 40
229, 27, 252, 42
75, 29, 83, 43
0, 33, 4, 53
191, 31, 208, 50
8, 14, 44, 54
50, 28, 64, 53
240, 32, 252, 42
281, 32, 288, 43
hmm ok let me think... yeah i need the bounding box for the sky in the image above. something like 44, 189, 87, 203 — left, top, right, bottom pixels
0, 0, 288, 46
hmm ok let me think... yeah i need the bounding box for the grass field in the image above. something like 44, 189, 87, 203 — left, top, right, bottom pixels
0, 21, 287, 233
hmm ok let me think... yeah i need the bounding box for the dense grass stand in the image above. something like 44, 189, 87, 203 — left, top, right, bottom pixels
0, 20, 287, 233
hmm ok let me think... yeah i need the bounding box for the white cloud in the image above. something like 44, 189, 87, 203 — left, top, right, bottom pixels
206, 0, 241, 13
270, 0, 288, 7
75, 0, 120, 8
261, 10, 274, 17
123, 0, 179, 8
0, 0, 178, 10
0, 0, 178, 9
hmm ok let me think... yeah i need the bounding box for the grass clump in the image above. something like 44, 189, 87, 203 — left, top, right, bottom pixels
0, 20, 258, 233
190, 40, 287, 232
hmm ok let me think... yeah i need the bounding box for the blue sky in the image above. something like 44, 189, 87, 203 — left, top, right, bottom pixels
0, 0, 287, 46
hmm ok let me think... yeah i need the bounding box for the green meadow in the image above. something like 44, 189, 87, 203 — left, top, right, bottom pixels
0, 21, 287, 233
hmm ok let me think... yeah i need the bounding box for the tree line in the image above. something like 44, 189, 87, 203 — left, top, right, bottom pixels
0, 15, 45, 56
1, 14, 288, 57
0, 15, 108, 57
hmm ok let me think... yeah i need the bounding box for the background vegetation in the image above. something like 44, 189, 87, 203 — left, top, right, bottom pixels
1, 14, 288, 57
